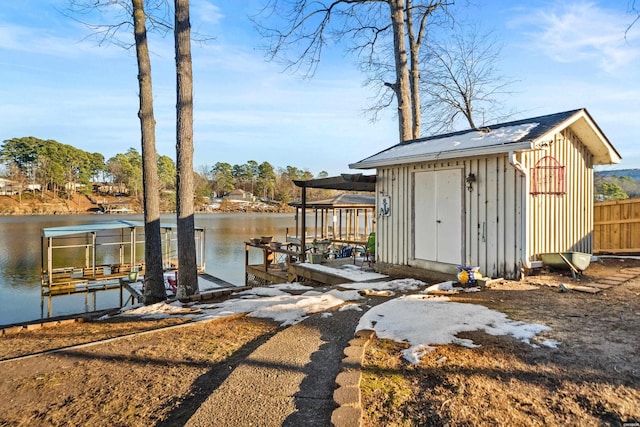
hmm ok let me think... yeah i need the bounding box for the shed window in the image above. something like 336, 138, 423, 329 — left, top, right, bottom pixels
530, 156, 566, 195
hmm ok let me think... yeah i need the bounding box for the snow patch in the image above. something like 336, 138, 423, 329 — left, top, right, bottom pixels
357, 294, 553, 364
339, 303, 363, 312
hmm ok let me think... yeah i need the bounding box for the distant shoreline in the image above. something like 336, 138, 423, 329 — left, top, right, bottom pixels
0, 194, 294, 216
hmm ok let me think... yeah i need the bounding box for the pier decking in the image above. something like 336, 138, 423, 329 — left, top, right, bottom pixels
246, 174, 379, 288
245, 241, 384, 287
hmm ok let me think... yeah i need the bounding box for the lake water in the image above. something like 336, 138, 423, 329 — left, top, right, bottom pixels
0, 212, 297, 326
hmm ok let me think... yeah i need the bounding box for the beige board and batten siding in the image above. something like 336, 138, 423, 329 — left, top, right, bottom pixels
376, 165, 412, 266
376, 156, 525, 280
523, 128, 594, 259
376, 128, 594, 280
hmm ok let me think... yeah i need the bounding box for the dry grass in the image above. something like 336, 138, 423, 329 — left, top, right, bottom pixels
363, 335, 640, 426
0, 316, 280, 427
1, 258, 639, 425
361, 258, 640, 426
0, 317, 190, 360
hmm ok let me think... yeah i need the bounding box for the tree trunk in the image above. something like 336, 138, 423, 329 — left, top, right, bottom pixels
174, 0, 199, 297
405, 0, 421, 140
133, 0, 166, 304
388, 0, 412, 142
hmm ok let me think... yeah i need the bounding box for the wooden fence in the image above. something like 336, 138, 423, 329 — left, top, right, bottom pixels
593, 198, 640, 254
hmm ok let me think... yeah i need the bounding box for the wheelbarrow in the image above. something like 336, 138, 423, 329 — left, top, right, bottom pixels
540, 252, 592, 278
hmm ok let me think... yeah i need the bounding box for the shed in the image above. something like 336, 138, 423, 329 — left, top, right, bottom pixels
349, 108, 621, 279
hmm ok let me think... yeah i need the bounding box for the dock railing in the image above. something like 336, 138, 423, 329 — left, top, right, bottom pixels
245, 241, 300, 286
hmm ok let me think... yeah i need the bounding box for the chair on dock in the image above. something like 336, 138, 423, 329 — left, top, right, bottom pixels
167, 271, 178, 293
363, 232, 376, 267
336, 246, 353, 259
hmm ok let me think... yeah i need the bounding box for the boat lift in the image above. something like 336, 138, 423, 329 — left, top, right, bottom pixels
40, 220, 206, 318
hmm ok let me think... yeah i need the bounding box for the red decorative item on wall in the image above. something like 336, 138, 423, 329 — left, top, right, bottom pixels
530, 155, 566, 195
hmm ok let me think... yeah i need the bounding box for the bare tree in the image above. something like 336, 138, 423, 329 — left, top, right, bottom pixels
68, 0, 170, 303
421, 24, 517, 134
68, 1, 171, 47
174, 0, 199, 298
133, 0, 166, 303
404, 0, 450, 139
254, 0, 450, 142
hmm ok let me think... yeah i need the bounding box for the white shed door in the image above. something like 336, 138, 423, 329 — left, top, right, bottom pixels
414, 169, 462, 264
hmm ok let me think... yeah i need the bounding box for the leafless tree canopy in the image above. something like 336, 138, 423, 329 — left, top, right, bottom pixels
421, 24, 517, 134
67, 0, 172, 48
254, 0, 456, 142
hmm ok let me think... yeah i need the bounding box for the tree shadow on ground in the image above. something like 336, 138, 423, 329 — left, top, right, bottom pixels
154, 327, 281, 427
282, 306, 366, 427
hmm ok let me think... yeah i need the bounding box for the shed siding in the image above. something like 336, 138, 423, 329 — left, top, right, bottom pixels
375, 129, 594, 280
378, 166, 410, 266
523, 129, 594, 260
377, 156, 524, 279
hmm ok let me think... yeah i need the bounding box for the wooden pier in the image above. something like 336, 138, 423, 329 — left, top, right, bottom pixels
245, 174, 378, 288
245, 241, 382, 287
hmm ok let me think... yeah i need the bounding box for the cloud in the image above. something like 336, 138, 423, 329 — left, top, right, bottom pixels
191, 0, 224, 25
510, 1, 640, 73
0, 22, 125, 59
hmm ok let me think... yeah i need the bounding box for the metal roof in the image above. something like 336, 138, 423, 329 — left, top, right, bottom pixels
349, 108, 621, 169
289, 193, 375, 209
292, 173, 376, 192
42, 219, 203, 238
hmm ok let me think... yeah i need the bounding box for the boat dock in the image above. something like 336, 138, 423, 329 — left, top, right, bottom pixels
244, 240, 384, 287
42, 265, 144, 317
122, 272, 243, 305
40, 220, 207, 318
245, 174, 379, 288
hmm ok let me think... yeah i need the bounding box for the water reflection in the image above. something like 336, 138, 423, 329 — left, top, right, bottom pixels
0, 213, 296, 326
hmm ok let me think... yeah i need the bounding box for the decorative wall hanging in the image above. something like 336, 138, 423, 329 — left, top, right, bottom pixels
531, 155, 566, 195
380, 195, 391, 216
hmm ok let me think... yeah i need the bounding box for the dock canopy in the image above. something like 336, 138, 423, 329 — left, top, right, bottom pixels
289, 193, 375, 209
290, 174, 376, 259
292, 173, 376, 192
42, 219, 203, 238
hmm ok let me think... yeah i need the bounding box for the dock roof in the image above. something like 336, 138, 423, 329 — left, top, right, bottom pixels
293, 173, 376, 192
42, 220, 203, 238
289, 193, 374, 209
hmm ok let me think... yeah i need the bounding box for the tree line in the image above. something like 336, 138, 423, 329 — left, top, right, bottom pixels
0, 136, 329, 204
595, 172, 640, 201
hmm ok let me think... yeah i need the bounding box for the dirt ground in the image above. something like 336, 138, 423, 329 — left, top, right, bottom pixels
1, 257, 639, 426
0, 316, 281, 426
362, 257, 640, 426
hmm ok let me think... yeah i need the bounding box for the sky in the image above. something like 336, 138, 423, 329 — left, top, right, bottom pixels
1, 0, 639, 177
122, 276, 558, 364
